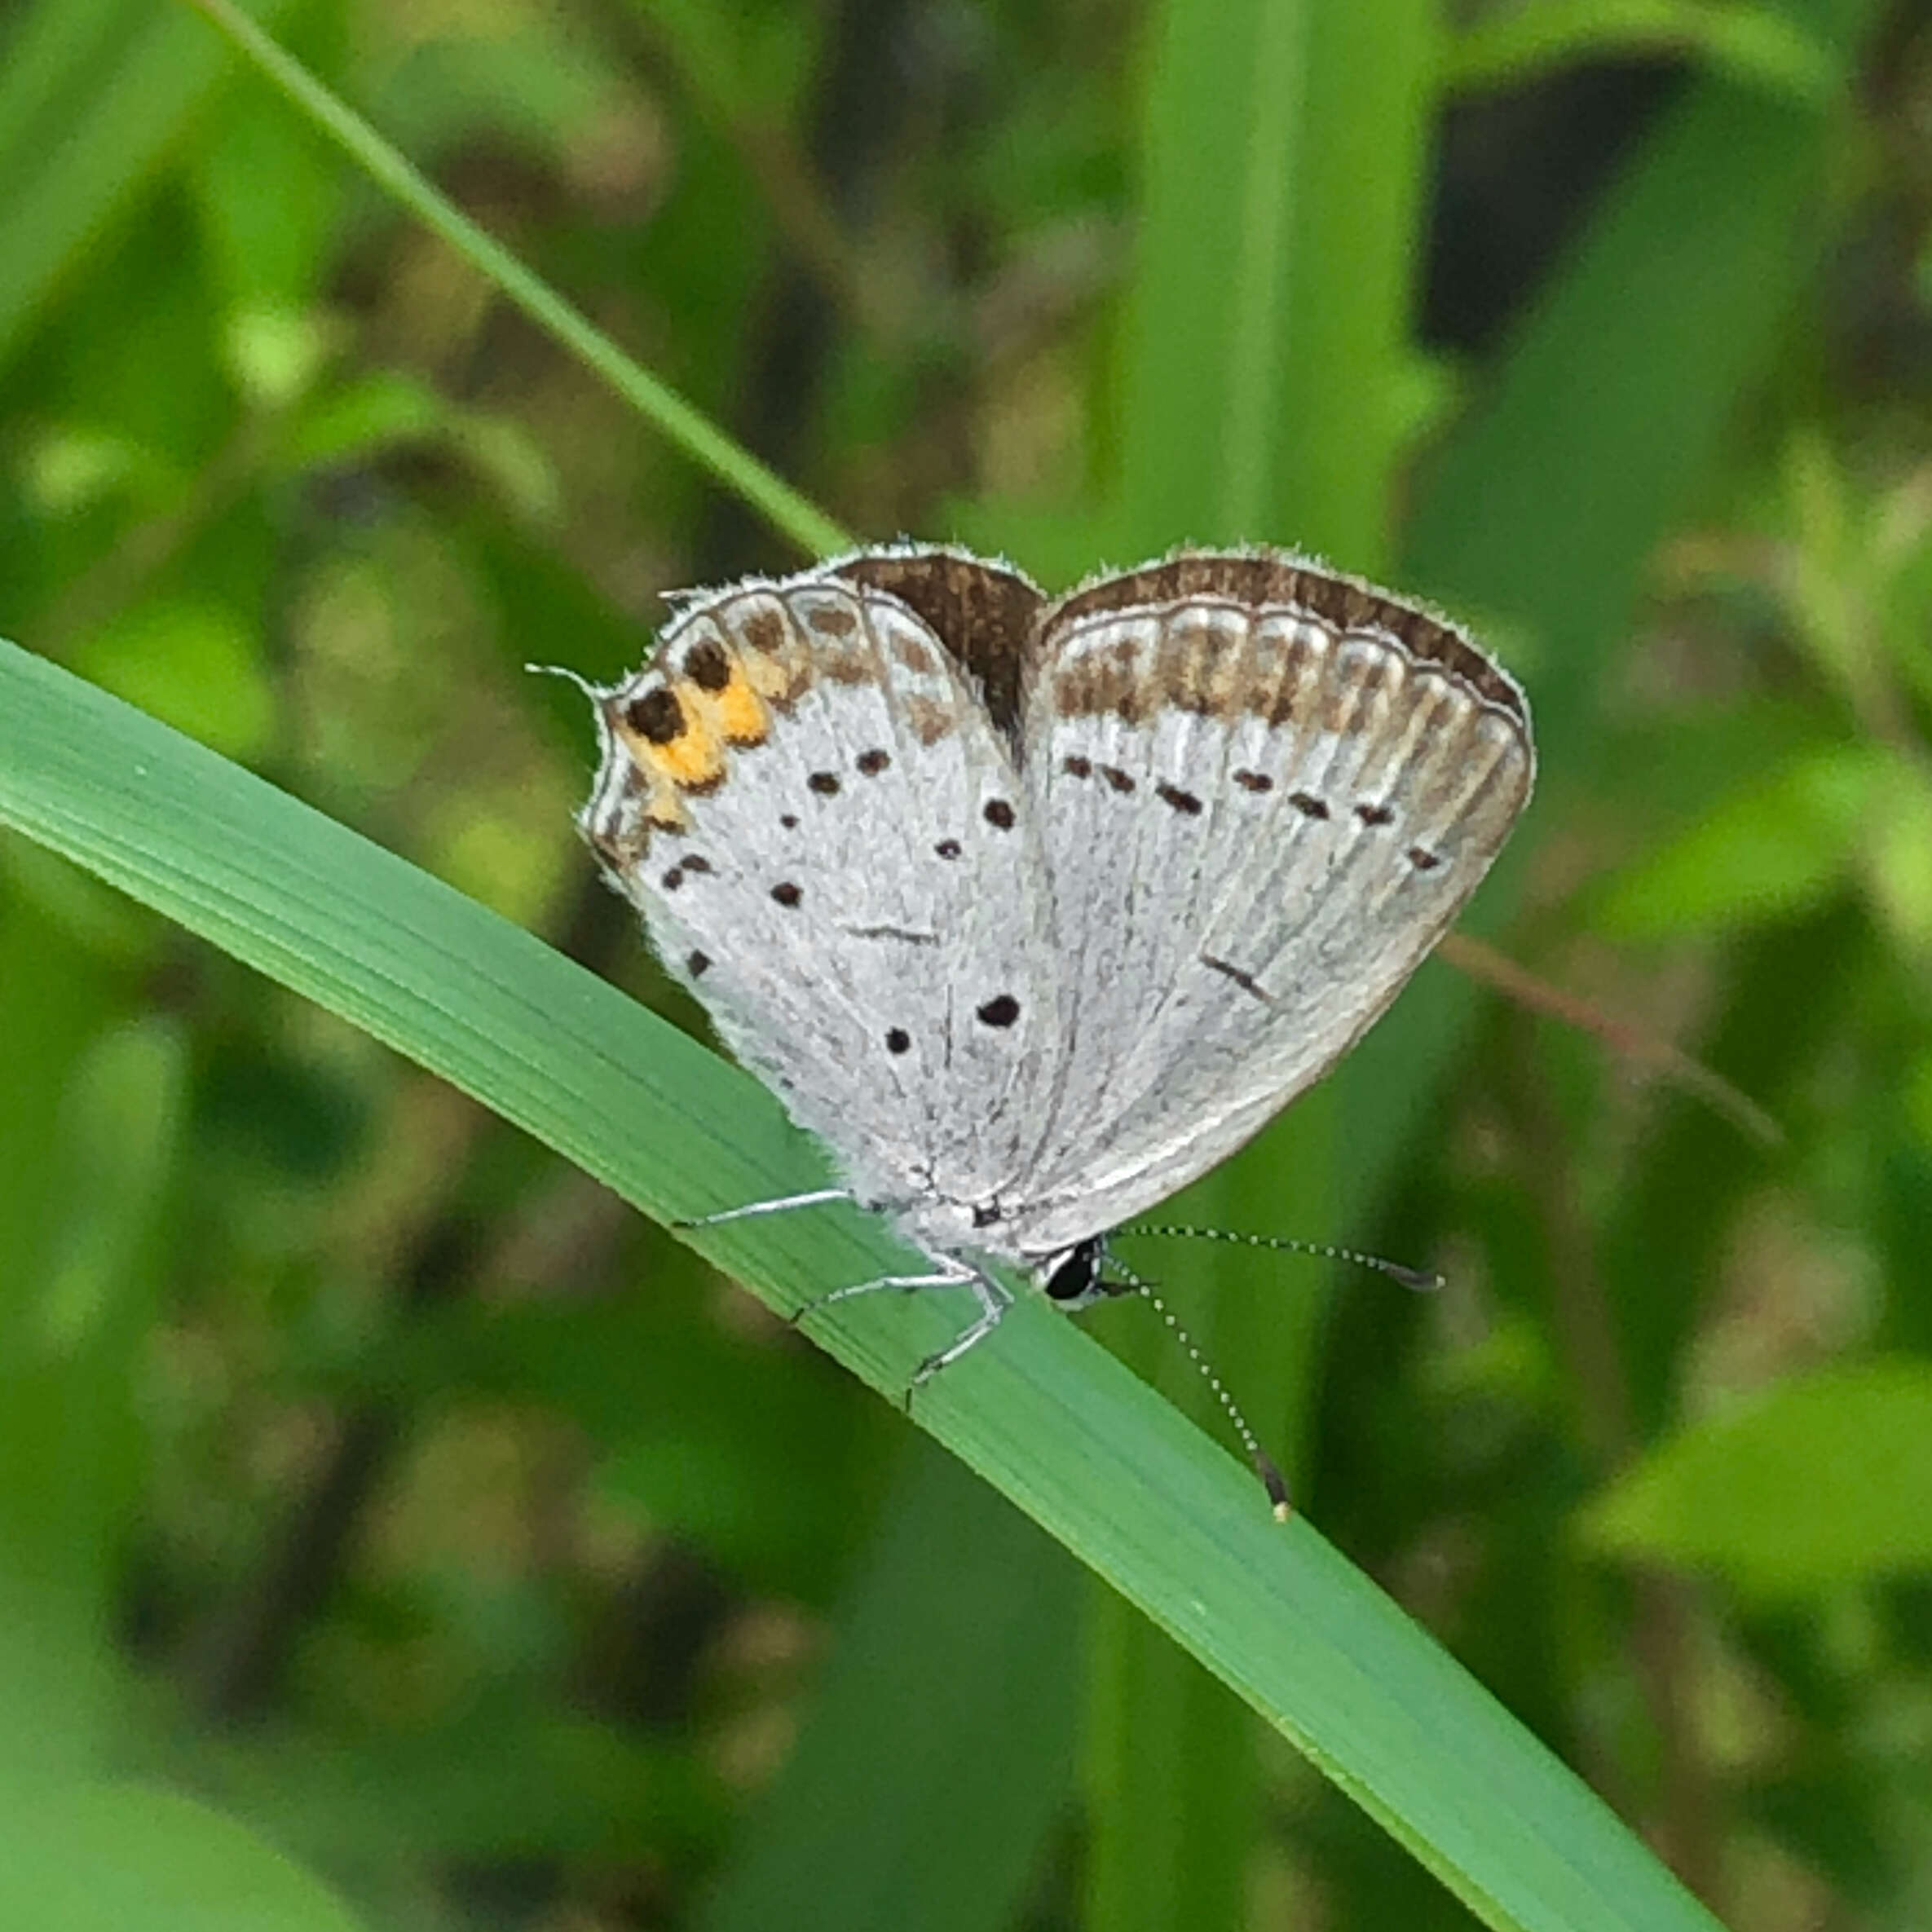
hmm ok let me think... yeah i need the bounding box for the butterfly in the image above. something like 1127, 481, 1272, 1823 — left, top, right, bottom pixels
576, 545, 1533, 1426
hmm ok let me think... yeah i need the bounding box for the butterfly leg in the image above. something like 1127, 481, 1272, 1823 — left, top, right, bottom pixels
676, 1187, 854, 1229
761, 1255, 1013, 1404
784, 1251, 981, 1334
908, 1272, 1013, 1392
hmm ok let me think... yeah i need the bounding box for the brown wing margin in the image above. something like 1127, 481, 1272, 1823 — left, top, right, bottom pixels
1040, 550, 1528, 728
830, 545, 1528, 748
832, 549, 1046, 748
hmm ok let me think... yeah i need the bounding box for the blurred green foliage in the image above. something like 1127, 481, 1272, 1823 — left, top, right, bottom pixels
2, 0, 1932, 1929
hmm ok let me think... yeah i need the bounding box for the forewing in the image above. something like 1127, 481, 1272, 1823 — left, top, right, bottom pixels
1012, 554, 1533, 1252
580, 558, 1062, 1215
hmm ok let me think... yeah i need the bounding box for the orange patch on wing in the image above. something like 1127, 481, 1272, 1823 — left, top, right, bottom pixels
635, 695, 727, 789
705, 664, 771, 746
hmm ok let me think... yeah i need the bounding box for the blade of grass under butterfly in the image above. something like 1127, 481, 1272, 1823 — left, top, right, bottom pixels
0, 642, 1729, 1932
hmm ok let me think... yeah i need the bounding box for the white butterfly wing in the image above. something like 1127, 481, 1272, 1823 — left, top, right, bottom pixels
1007, 555, 1533, 1257
581, 561, 1064, 1220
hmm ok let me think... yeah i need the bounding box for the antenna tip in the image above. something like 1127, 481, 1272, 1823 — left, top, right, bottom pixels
1257, 1452, 1293, 1520
1390, 1262, 1445, 1294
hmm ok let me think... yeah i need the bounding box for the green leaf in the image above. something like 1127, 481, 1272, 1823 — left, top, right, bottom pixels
1577, 1359, 1932, 1598
19, 424, 172, 517
0, 1783, 366, 1932
271, 371, 445, 472
189, 86, 344, 310
0, 0, 298, 367
1594, 745, 1880, 938
642, 0, 822, 123
1441, 0, 1841, 106
1860, 756, 1932, 959
273, 373, 563, 521
0, 629, 1729, 1932
1907, 1054, 1932, 1158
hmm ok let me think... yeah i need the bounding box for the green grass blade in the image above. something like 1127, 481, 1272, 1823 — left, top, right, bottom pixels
1097, 5, 1439, 1923
176, 0, 852, 562
1102, 7, 1323, 1921
0, 0, 126, 174
1405, 29, 1859, 750
1267, 0, 1440, 570
0, 640, 1731, 1932
1116, 0, 1305, 550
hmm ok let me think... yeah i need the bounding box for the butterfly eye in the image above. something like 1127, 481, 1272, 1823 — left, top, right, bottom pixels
1040, 1238, 1108, 1306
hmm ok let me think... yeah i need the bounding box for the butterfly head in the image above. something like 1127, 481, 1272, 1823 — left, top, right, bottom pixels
1034, 1236, 1122, 1311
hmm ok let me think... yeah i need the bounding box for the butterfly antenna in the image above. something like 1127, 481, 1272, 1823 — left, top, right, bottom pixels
1121, 1222, 1443, 1294
1105, 1255, 1293, 1522
524, 660, 602, 699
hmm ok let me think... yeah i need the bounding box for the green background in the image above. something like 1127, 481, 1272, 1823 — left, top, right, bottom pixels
2, 1, 1930, 1929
